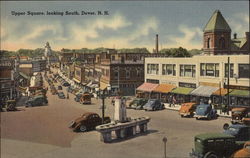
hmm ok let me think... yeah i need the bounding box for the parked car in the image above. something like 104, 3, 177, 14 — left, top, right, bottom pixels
231, 141, 250, 158
223, 123, 250, 141
62, 82, 70, 87
143, 99, 164, 111
58, 92, 65, 99
128, 98, 148, 110
58, 85, 62, 90
69, 112, 111, 132
50, 88, 58, 95
179, 102, 197, 117
231, 107, 250, 124
25, 95, 48, 107
194, 104, 217, 120
2, 100, 16, 111
79, 92, 92, 104
190, 133, 244, 158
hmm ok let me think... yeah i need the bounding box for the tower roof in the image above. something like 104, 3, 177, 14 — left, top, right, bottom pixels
204, 10, 231, 32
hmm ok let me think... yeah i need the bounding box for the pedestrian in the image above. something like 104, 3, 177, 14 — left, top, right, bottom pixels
168, 95, 172, 107
67, 93, 69, 99
111, 98, 115, 106
172, 96, 176, 107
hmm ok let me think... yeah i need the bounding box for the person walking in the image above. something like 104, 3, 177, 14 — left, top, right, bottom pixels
172, 96, 176, 107
168, 95, 172, 107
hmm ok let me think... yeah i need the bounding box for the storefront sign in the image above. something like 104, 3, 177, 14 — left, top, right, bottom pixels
224, 85, 250, 91
179, 82, 196, 88
0, 60, 14, 68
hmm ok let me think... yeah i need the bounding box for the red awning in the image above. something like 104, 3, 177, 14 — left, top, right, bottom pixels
136, 82, 159, 92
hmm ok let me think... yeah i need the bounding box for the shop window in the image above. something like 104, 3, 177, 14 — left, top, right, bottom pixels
114, 71, 119, 79
147, 64, 159, 75
126, 71, 130, 79
239, 64, 250, 78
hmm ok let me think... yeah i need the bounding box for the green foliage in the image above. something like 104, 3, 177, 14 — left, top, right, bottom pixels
159, 47, 191, 57
0, 50, 17, 57
188, 49, 202, 56
117, 48, 150, 54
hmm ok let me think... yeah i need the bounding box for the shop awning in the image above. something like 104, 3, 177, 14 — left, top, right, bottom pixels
171, 87, 194, 95
190, 85, 219, 97
100, 82, 108, 90
212, 88, 233, 96
230, 90, 250, 98
73, 77, 81, 83
136, 82, 159, 92
152, 84, 176, 93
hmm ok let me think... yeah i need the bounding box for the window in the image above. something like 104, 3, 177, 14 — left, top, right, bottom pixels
147, 64, 159, 74
162, 64, 176, 76
219, 37, 226, 49
225, 64, 234, 78
126, 70, 130, 79
146, 79, 159, 84
114, 71, 118, 79
200, 63, 219, 77
180, 65, 196, 77
137, 69, 141, 77
111, 56, 115, 60
239, 64, 250, 78
207, 38, 210, 48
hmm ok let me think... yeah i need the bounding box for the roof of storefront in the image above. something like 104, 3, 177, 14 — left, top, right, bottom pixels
230, 90, 250, 97
136, 82, 159, 92
190, 85, 219, 97
212, 88, 233, 96
171, 87, 194, 95
152, 84, 176, 93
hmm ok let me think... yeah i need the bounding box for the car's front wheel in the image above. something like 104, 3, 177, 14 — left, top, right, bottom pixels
204, 152, 218, 158
79, 125, 87, 132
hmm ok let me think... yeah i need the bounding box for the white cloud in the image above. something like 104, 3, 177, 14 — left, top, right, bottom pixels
166, 25, 203, 49
228, 13, 249, 37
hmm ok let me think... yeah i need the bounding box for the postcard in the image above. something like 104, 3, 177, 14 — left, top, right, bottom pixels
1, 1, 249, 158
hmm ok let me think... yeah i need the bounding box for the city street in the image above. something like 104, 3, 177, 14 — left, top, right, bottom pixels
1, 79, 232, 158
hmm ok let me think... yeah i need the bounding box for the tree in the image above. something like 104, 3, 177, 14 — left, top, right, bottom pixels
159, 47, 191, 57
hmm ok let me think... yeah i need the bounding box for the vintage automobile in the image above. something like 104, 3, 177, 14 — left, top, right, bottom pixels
25, 95, 48, 107
79, 93, 92, 104
223, 123, 250, 141
58, 85, 62, 90
50, 87, 58, 95
231, 107, 250, 124
58, 92, 65, 99
143, 99, 164, 111
1, 100, 17, 111
128, 98, 148, 110
194, 104, 217, 120
62, 82, 70, 87
231, 141, 250, 158
190, 133, 244, 158
69, 112, 111, 132
179, 102, 197, 117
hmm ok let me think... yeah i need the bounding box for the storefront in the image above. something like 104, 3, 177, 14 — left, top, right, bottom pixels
229, 90, 250, 107
170, 87, 195, 104
190, 85, 219, 104
151, 84, 176, 102
136, 82, 159, 99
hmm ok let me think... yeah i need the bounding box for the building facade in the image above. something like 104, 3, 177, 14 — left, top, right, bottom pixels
203, 10, 250, 55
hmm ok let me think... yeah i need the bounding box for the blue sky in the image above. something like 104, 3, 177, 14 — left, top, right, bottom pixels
0, 1, 249, 51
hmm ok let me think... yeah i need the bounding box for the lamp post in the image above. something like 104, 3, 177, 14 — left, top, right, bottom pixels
96, 85, 111, 124
162, 136, 167, 158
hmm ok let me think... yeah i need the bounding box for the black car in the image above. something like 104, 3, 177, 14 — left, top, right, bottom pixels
223, 124, 250, 141
62, 82, 70, 87
25, 95, 48, 107
143, 99, 164, 111
58, 85, 62, 90
58, 92, 65, 99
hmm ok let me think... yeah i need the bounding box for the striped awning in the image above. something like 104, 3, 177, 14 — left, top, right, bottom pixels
190, 85, 219, 97
136, 82, 159, 92
152, 84, 176, 93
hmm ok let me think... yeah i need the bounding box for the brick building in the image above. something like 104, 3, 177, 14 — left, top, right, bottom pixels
203, 10, 250, 55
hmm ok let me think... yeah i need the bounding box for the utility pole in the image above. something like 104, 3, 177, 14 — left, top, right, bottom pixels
162, 137, 167, 158
102, 95, 105, 124
227, 57, 230, 115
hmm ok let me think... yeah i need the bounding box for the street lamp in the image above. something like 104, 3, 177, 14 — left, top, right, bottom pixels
162, 136, 167, 158
96, 85, 111, 124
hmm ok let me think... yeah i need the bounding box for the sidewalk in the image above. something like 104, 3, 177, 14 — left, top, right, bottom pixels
164, 103, 231, 118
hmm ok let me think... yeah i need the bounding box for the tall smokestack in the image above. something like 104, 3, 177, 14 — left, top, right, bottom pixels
156, 34, 159, 53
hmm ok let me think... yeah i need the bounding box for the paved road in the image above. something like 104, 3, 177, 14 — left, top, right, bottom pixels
1, 74, 232, 158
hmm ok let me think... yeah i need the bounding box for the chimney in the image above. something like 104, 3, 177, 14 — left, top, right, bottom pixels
233, 33, 237, 39
155, 34, 159, 53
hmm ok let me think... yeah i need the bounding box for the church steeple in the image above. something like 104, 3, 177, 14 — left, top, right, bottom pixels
204, 10, 231, 32
203, 10, 231, 55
